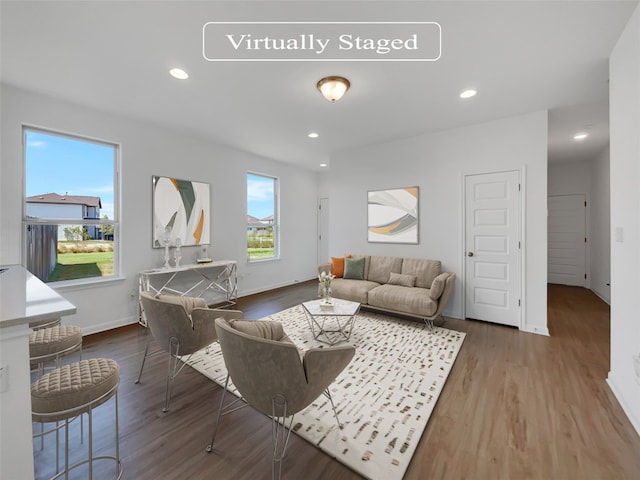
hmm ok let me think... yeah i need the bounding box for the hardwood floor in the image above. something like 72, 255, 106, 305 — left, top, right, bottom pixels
33, 282, 640, 479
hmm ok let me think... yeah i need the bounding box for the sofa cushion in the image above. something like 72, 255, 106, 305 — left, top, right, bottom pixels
331, 256, 345, 277
368, 284, 438, 317
401, 258, 442, 289
344, 257, 365, 280
429, 272, 450, 300
388, 272, 417, 287
329, 278, 380, 304
367, 256, 403, 284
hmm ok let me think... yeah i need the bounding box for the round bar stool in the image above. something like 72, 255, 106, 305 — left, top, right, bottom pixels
29, 317, 62, 331
30, 325, 83, 377
31, 358, 123, 480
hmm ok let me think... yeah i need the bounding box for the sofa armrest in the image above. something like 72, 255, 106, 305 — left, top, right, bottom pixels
318, 263, 331, 275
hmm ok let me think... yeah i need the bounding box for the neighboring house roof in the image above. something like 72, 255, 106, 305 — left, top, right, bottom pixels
247, 214, 270, 229
26, 193, 102, 208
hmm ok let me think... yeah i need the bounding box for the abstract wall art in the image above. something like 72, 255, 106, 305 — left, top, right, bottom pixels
152, 175, 210, 248
367, 187, 419, 244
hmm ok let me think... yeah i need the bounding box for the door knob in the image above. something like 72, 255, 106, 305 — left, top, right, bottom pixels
467, 252, 474, 257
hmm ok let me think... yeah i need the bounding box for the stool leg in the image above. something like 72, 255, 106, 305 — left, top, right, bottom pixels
64, 418, 69, 480
88, 405, 93, 480
115, 390, 121, 478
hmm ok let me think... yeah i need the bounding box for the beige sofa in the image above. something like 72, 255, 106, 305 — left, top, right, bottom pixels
318, 255, 455, 327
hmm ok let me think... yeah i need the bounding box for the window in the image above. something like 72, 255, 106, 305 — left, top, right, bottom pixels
23, 127, 119, 283
246, 173, 278, 261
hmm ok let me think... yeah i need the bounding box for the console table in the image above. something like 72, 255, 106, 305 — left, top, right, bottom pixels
138, 260, 238, 326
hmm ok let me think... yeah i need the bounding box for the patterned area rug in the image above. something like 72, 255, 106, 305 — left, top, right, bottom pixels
184, 305, 465, 480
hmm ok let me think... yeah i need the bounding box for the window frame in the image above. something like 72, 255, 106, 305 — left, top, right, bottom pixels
22, 125, 122, 286
246, 171, 280, 263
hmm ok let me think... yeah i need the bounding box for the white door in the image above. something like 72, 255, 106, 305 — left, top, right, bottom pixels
547, 194, 586, 286
317, 198, 329, 265
465, 171, 521, 327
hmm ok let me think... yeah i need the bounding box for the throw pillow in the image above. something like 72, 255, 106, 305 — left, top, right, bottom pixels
429, 273, 449, 300
155, 294, 207, 315
343, 256, 365, 280
230, 319, 287, 341
388, 272, 417, 288
331, 256, 345, 278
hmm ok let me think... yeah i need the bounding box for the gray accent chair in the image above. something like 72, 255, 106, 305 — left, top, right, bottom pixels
210, 317, 355, 480
136, 292, 243, 412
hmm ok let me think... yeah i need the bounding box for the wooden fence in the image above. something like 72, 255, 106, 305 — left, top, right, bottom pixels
26, 224, 58, 281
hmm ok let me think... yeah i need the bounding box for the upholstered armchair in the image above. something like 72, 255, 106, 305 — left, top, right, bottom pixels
136, 292, 243, 412
209, 317, 355, 479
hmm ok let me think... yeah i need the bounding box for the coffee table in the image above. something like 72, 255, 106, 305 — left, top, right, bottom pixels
301, 298, 361, 346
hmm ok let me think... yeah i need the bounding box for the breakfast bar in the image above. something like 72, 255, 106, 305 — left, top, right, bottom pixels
0, 265, 77, 480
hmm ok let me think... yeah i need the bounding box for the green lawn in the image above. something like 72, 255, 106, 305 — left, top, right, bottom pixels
248, 248, 275, 259
47, 251, 114, 282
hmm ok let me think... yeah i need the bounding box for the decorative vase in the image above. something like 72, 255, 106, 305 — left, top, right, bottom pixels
322, 285, 332, 304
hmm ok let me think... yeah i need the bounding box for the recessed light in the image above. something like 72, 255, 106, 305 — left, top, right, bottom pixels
308, 132, 319, 138
459, 89, 477, 99
169, 68, 189, 80
573, 132, 589, 141
320, 163, 328, 167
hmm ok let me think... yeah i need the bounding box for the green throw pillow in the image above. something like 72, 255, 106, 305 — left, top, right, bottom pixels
343, 256, 365, 280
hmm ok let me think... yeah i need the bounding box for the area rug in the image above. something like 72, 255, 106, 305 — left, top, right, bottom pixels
184, 305, 465, 480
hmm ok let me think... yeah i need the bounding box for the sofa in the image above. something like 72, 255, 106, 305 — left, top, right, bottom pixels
318, 255, 455, 327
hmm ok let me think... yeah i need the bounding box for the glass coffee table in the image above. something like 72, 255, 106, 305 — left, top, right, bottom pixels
301, 298, 361, 346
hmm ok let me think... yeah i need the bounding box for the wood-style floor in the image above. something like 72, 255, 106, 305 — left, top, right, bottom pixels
33, 282, 640, 479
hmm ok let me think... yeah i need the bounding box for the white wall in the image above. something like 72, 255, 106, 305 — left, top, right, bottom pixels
1, 84, 320, 334
608, 4, 640, 435
589, 147, 611, 303
327, 110, 549, 334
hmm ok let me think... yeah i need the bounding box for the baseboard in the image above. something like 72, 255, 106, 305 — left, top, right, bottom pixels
606, 373, 640, 438
239, 278, 316, 298
81, 315, 138, 335
591, 287, 611, 305
521, 324, 550, 336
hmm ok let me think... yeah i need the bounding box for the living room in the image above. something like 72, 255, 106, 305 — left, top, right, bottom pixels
1, 1, 640, 479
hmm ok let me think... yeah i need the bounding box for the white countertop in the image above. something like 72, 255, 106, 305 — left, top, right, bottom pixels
0, 264, 77, 328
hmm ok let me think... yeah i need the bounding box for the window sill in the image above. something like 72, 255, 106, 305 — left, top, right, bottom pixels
247, 257, 280, 265
51, 275, 127, 292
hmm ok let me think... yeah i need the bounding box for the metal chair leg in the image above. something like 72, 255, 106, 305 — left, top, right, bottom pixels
163, 337, 180, 413
134, 338, 150, 384
206, 374, 229, 453
271, 394, 294, 480
324, 388, 343, 429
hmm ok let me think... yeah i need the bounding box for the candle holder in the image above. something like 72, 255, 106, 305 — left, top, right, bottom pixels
174, 237, 182, 267
162, 228, 171, 269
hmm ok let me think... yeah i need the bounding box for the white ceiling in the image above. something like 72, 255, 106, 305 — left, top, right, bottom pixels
1, 1, 638, 171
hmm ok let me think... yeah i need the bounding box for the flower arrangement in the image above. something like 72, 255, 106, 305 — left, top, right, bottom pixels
318, 270, 335, 288
318, 271, 335, 304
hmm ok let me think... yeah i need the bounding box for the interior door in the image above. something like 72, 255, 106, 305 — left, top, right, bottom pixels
547, 194, 586, 286
465, 171, 521, 327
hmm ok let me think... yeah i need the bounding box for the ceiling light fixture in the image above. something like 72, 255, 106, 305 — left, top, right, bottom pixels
459, 89, 477, 99
317, 76, 350, 102
573, 132, 589, 141
169, 68, 189, 80
308, 132, 319, 138
320, 163, 328, 167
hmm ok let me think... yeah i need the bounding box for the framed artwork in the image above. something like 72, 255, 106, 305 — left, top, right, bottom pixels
152, 175, 210, 248
367, 187, 419, 244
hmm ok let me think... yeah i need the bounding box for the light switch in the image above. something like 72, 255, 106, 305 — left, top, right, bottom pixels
615, 227, 624, 243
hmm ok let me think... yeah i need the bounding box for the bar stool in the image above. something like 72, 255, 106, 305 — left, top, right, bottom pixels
30, 325, 83, 377
31, 358, 123, 480
29, 317, 62, 331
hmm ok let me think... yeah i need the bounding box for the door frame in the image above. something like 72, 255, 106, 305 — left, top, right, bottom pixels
461, 167, 526, 330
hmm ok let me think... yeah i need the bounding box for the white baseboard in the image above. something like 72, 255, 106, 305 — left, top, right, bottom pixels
81, 315, 138, 336
521, 324, 550, 336
606, 373, 640, 438
239, 278, 316, 298
591, 287, 611, 305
